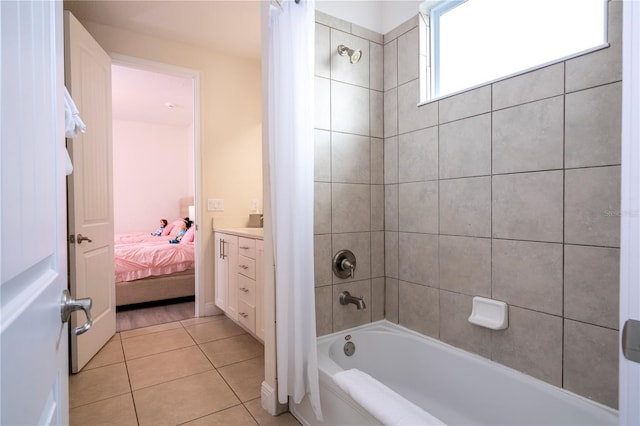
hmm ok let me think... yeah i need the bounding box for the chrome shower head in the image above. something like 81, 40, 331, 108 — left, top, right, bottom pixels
337, 44, 362, 64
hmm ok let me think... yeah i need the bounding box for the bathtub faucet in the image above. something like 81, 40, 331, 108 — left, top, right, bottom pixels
339, 291, 366, 310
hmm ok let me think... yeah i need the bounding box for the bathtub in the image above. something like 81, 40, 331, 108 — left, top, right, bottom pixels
291, 320, 617, 425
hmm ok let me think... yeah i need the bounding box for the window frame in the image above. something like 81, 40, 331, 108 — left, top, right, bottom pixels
419, 0, 609, 104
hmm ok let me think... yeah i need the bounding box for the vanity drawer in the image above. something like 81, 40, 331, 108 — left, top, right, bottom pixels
238, 274, 255, 305
237, 299, 255, 333
238, 255, 255, 279
238, 237, 256, 259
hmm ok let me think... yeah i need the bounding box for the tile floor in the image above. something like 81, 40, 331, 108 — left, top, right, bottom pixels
70, 315, 300, 426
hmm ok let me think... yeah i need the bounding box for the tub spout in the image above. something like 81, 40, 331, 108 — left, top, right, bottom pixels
339, 291, 366, 310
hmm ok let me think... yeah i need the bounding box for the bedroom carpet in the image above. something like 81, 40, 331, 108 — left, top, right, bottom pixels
116, 297, 195, 332
69, 315, 300, 426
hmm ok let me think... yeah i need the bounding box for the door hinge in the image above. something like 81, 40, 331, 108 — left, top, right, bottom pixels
68, 234, 75, 244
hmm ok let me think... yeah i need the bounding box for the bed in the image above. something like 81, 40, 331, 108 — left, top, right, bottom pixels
114, 198, 196, 307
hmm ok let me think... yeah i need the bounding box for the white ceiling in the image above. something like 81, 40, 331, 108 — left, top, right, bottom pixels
64, 1, 263, 126
63, 0, 262, 60
111, 64, 194, 126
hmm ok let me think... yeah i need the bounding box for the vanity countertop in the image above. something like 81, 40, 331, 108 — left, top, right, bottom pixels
214, 227, 264, 239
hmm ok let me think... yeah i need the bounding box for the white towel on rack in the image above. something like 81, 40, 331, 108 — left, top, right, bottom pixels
63, 86, 86, 175
333, 368, 446, 426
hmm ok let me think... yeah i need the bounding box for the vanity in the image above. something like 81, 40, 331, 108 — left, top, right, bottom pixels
214, 228, 264, 341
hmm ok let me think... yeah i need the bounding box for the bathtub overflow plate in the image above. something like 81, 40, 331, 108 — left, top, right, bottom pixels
344, 341, 356, 357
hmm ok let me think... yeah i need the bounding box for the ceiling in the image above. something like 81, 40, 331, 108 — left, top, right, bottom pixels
111, 64, 194, 126
64, 0, 262, 126
64, 0, 262, 60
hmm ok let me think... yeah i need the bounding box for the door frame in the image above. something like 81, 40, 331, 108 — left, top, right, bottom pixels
109, 54, 207, 316
619, 0, 640, 423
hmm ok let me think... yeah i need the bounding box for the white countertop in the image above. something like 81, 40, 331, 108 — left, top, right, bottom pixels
215, 227, 264, 239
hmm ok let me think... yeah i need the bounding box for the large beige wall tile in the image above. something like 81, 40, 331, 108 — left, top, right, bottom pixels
398, 232, 438, 287
332, 183, 370, 233
440, 176, 491, 237
492, 306, 562, 387
564, 245, 619, 329
564, 319, 618, 408
398, 127, 438, 183
398, 181, 438, 233
492, 97, 564, 174
565, 166, 620, 247
439, 235, 490, 297
440, 290, 491, 358
438, 85, 491, 124
440, 114, 491, 178
314, 129, 331, 182
398, 281, 439, 338
492, 239, 563, 316
492, 171, 563, 242
315, 23, 330, 78
331, 80, 370, 135
492, 63, 564, 110
565, 82, 622, 168
398, 80, 438, 133
331, 132, 370, 183
397, 27, 419, 85
385, 278, 399, 323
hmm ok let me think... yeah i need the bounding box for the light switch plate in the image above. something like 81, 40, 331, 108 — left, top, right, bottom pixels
208, 198, 224, 211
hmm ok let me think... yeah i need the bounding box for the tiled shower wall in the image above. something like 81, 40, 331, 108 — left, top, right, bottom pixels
314, 0, 622, 410
383, 0, 622, 409
313, 12, 386, 334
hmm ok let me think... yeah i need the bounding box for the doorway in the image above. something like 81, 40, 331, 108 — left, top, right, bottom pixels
110, 58, 202, 330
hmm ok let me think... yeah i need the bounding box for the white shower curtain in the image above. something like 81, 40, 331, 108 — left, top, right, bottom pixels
268, 0, 321, 420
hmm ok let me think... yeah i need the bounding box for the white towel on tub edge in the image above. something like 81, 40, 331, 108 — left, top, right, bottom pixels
333, 368, 447, 426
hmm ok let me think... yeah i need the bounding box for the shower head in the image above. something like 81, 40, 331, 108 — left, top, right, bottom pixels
337, 44, 362, 64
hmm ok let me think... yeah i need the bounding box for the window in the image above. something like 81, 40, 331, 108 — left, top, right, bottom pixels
421, 0, 607, 100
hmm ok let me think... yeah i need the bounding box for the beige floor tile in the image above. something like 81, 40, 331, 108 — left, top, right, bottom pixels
218, 356, 264, 402
69, 362, 130, 408
181, 314, 226, 327
120, 320, 183, 340
122, 327, 196, 360
133, 370, 240, 426
184, 317, 246, 344
128, 346, 214, 390
181, 404, 258, 425
110, 332, 121, 342
244, 398, 301, 426
84, 338, 125, 370
70, 393, 137, 426
200, 334, 264, 368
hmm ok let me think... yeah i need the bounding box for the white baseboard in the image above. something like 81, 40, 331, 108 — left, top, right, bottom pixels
199, 301, 222, 317
261, 381, 288, 416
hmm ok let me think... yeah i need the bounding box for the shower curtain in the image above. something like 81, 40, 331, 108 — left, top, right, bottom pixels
268, 0, 321, 420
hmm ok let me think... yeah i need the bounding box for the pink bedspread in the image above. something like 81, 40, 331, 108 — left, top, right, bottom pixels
115, 239, 194, 282
114, 232, 172, 245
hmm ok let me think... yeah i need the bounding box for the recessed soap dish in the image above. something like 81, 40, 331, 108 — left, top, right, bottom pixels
468, 297, 508, 330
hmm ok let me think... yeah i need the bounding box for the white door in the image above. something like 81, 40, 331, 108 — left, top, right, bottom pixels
619, 1, 640, 423
64, 11, 116, 373
0, 1, 70, 424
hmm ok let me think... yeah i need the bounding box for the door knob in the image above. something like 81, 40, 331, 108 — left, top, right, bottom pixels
76, 234, 92, 244
61, 289, 93, 335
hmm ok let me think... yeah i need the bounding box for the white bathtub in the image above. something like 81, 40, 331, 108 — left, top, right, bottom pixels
292, 320, 617, 425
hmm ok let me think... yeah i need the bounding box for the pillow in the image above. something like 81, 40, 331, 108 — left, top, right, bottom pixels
169, 219, 185, 237
180, 226, 195, 244
161, 222, 175, 236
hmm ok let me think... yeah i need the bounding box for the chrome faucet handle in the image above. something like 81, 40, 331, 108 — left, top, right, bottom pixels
333, 249, 357, 279
341, 259, 355, 278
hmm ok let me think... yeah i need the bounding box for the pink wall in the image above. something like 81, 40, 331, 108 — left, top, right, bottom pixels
113, 119, 192, 233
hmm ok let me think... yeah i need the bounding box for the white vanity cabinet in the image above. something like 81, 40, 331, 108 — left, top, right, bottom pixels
214, 232, 238, 321
214, 229, 264, 341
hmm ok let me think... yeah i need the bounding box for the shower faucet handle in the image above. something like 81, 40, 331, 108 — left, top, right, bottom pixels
333, 249, 357, 279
